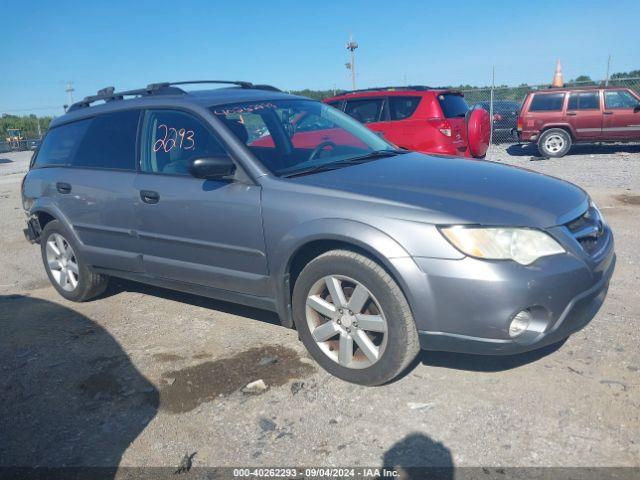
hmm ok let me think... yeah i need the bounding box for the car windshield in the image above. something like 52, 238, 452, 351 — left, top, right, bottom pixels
210, 99, 399, 177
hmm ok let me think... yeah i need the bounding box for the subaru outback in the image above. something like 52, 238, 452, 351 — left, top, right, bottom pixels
22, 81, 615, 385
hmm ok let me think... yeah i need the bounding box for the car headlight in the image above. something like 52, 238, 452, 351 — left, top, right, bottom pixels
439, 226, 565, 265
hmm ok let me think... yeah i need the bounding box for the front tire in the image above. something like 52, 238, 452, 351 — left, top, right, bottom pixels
40, 220, 108, 302
538, 128, 572, 158
292, 250, 419, 385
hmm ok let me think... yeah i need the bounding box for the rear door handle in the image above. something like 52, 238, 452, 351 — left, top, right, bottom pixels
603, 111, 613, 115
140, 190, 160, 204
56, 182, 71, 194
566, 112, 577, 116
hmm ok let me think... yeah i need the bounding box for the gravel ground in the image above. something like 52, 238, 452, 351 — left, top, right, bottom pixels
1, 146, 639, 474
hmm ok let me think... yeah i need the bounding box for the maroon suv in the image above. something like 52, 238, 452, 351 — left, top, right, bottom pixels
517, 86, 640, 157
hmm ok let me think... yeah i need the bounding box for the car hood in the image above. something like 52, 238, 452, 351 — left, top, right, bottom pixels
291, 153, 588, 228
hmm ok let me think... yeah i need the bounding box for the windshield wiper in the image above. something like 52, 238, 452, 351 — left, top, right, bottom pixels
283, 149, 406, 178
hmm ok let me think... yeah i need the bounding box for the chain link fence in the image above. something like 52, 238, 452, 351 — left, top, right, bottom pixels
0, 138, 40, 154
460, 77, 640, 144
2, 78, 639, 152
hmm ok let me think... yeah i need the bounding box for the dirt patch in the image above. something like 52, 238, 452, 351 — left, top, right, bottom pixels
192, 352, 212, 360
152, 353, 185, 362
615, 194, 640, 205
159, 345, 315, 413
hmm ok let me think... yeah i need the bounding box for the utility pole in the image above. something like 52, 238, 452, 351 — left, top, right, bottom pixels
489, 65, 495, 148
36, 116, 42, 138
346, 34, 358, 90
605, 55, 612, 86
65, 82, 75, 106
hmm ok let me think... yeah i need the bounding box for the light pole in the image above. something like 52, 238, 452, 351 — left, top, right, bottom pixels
65, 82, 75, 106
346, 34, 358, 90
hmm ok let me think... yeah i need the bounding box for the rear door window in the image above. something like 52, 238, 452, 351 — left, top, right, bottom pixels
389, 96, 421, 120
344, 98, 385, 123
529, 93, 565, 112
604, 90, 638, 109
437, 94, 468, 118
568, 92, 600, 110
72, 110, 141, 170
32, 119, 91, 167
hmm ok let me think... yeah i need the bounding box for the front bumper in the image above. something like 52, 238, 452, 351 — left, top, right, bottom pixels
412, 231, 615, 355
23, 216, 41, 244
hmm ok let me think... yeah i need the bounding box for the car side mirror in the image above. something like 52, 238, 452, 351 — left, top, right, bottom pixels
634, 104, 640, 113
188, 155, 236, 180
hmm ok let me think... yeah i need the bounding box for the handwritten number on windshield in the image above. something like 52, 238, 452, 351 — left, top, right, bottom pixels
153, 124, 195, 152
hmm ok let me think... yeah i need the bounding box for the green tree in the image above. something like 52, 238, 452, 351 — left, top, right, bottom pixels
1, 114, 52, 140
611, 70, 640, 79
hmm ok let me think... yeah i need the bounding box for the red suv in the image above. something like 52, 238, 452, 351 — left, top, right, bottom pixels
323, 87, 490, 158
517, 86, 640, 157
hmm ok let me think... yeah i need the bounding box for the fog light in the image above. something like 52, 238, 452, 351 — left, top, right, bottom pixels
509, 310, 532, 338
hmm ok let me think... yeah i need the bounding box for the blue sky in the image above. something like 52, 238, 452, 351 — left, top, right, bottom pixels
2, 0, 639, 116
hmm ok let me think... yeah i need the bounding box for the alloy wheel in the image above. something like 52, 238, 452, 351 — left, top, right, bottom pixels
544, 134, 565, 153
305, 275, 388, 369
45, 233, 79, 292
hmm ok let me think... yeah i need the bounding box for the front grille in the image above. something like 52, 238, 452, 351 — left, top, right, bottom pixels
565, 205, 606, 255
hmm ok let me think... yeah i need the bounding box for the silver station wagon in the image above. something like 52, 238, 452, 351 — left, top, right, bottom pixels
22, 81, 615, 385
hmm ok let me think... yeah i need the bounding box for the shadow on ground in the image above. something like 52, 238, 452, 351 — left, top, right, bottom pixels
506, 142, 640, 157
382, 433, 453, 479
0, 294, 158, 474
0, 158, 13, 164
108, 278, 562, 376
419, 340, 564, 372
105, 278, 281, 326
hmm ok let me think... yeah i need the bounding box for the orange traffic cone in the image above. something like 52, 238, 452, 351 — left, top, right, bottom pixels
552, 60, 564, 87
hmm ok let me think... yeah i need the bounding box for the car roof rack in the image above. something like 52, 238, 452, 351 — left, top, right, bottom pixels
67, 80, 281, 112
336, 85, 442, 95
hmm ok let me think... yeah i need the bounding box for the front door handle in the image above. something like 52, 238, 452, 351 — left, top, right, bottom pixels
566, 112, 577, 116
140, 190, 160, 204
56, 182, 71, 194
603, 111, 614, 115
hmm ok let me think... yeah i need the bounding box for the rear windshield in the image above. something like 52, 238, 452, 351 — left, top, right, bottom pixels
437, 94, 468, 118
529, 93, 565, 112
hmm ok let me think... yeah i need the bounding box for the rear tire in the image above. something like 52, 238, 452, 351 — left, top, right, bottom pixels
292, 250, 419, 386
40, 220, 108, 302
538, 128, 572, 158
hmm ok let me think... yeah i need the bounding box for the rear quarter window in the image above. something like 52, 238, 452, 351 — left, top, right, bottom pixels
437, 94, 468, 118
32, 119, 91, 168
529, 93, 565, 112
